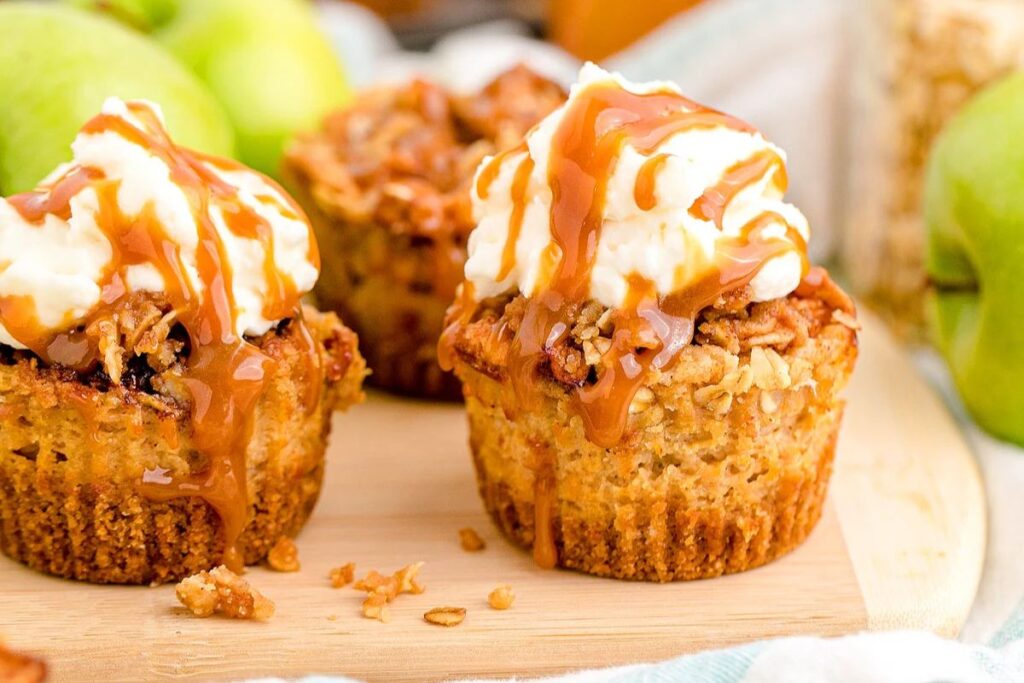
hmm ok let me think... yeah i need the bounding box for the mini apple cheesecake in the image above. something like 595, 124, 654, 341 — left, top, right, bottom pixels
0, 99, 365, 585
441, 65, 859, 581
284, 66, 565, 399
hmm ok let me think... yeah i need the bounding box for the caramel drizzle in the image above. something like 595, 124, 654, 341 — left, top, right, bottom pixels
1, 102, 321, 571
475, 143, 527, 202
690, 149, 786, 228
633, 153, 669, 211
497, 157, 536, 281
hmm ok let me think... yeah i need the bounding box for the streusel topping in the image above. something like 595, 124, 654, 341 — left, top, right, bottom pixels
442, 65, 818, 449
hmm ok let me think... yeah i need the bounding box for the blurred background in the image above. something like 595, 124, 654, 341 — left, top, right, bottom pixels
8, 0, 1020, 342
319, 0, 1024, 341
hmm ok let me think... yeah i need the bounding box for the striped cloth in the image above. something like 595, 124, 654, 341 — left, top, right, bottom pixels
274, 611, 1024, 683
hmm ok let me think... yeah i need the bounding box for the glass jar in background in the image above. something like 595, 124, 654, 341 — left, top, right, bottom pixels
842, 0, 1024, 339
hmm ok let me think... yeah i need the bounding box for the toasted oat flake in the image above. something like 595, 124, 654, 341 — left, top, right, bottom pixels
488, 585, 515, 610
832, 309, 862, 331
750, 347, 790, 391
175, 565, 275, 620
424, 606, 467, 627
628, 386, 655, 414
266, 536, 300, 572
329, 562, 356, 588
459, 527, 486, 552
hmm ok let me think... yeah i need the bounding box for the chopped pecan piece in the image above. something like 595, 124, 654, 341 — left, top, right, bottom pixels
488, 585, 515, 610
394, 561, 426, 595
458, 527, 486, 552
354, 570, 399, 600
355, 563, 427, 622
0, 642, 46, 683
329, 562, 356, 588
175, 565, 275, 621
361, 592, 390, 623
354, 563, 425, 599
266, 537, 300, 572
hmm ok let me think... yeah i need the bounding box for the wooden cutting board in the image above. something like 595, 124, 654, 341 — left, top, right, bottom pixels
0, 312, 985, 682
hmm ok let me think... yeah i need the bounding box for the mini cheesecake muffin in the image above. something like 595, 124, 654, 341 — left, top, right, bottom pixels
0, 98, 365, 584
441, 65, 859, 581
284, 66, 565, 399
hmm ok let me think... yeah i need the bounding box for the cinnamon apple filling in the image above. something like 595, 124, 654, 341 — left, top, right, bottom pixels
0, 98, 323, 571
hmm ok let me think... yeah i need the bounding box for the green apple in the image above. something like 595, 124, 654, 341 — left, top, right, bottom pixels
924, 72, 1024, 446
72, 0, 353, 177
0, 2, 234, 194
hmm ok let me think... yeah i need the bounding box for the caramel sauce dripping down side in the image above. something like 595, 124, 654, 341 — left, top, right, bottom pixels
2, 102, 320, 572
531, 449, 558, 570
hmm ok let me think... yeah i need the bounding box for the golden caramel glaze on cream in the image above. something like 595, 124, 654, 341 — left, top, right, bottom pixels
441, 67, 810, 450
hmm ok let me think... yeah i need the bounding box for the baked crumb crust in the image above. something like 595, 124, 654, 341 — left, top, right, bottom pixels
0, 305, 366, 585
283, 66, 565, 399
449, 279, 858, 581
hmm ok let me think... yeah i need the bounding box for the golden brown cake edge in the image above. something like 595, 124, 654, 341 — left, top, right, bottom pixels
0, 307, 366, 585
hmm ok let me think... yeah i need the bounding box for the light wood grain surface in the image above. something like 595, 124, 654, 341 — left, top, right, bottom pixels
0, 312, 983, 682
832, 313, 986, 636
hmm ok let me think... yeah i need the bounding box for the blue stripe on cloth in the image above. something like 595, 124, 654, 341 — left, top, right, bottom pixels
601, 641, 765, 683
989, 598, 1024, 650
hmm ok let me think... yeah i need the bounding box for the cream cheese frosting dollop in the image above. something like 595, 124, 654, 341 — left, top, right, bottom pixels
464, 63, 808, 307
0, 97, 319, 351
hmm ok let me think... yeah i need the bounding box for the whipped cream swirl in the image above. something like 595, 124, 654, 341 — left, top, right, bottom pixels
464, 64, 808, 307
0, 97, 318, 351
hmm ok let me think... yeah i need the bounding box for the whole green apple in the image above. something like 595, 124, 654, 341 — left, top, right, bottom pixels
0, 2, 234, 194
925, 72, 1024, 446
72, 0, 353, 177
